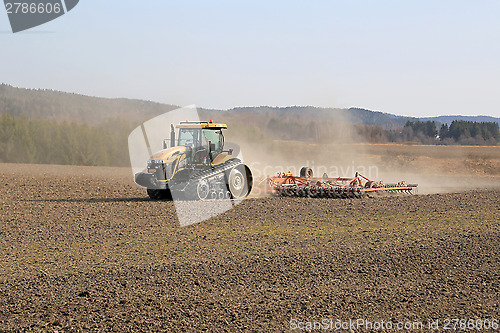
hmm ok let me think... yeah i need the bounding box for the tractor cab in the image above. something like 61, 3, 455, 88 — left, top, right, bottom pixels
137, 120, 252, 200
174, 121, 227, 164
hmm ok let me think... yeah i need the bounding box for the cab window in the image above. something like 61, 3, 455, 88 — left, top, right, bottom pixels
202, 129, 222, 152
178, 129, 200, 148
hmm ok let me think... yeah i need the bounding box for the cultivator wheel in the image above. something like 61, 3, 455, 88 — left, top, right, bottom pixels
365, 181, 377, 188
300, 167, 313, 179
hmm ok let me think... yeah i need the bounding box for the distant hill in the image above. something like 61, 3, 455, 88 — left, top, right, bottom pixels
0, 84, 177, 125
1, 84, 498, 166
1, 84, 499, 128
200, 106, 412, 130
421, 115, 499, 126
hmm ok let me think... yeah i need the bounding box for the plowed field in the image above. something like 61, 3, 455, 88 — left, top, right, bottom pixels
0, 164, 499, 331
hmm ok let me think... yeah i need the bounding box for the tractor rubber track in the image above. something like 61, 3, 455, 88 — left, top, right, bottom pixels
178, 159, 246, 200
190, 159, 243, 184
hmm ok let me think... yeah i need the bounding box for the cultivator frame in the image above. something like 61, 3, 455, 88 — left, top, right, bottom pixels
267, 168, 417, 198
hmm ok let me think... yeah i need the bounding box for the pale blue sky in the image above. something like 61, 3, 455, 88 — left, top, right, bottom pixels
1, 0, 499, 117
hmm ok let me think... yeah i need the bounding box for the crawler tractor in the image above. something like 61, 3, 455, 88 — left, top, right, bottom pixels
135, 121, 252, 200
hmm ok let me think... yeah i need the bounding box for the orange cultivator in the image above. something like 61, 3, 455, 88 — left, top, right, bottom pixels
267, 167, 417, 198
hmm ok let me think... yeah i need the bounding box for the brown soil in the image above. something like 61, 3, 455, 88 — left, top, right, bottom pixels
0, 163, 499, 331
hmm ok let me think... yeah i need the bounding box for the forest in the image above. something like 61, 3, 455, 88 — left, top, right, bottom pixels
0, 113, 133, 166
0, 113, 498, 167
0, 84, 498, 166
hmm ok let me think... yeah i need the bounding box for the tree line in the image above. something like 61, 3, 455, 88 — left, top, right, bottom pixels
399, 120, 498, 145
0, 113, 498, 167
0, 113, 133, 166
263, 118, 499, 146
356, 120, 498, 145
439, 120, 499, 145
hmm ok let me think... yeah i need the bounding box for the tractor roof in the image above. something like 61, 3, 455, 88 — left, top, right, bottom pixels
176, 121, 227, 129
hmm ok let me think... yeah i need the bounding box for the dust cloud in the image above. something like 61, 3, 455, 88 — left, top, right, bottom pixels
224, 119, 500, 197
374, 145, 500, 194
223, 111, 374, 197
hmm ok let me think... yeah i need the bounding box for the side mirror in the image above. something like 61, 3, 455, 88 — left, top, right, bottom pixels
162, 139, 169, 149
223, 142, 240, 157
210, 143, 216, 152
